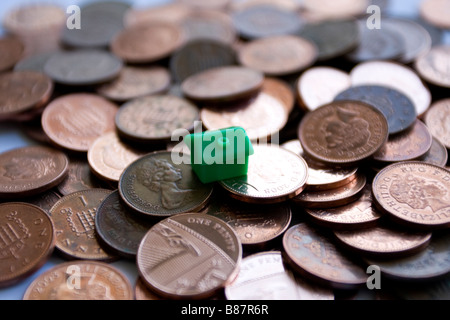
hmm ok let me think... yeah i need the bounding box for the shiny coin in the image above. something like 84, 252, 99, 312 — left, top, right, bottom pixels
57, 158, 106, 196
0, 36, 24, 72
44, 50, 123, 86
181, 66, 264, 105
372, 161, 450, 230
283, 223, 367, 290
292, 173, 366, 209
111, 22, 183, 64
42, 93, 118, 152
97, 66, 171, 102
23, 260, 133, 300
420, 0, 450, 29
334, 224, 432, 258
334, 85, 417, 135
49, 189, 116, 260
238, 35, 317, 76
219, 145, 308, 204
424, 99, 450, 150
119, 151, 213, 217
298, 100, 389, 166
225, 251, 334, 300
415, 45, 450, 88
0, 146, 68, 199
96, 191, 155, 259
115, 95, 199, 145
136, 212, 242, 299
88, 132, 147, 183
372, 120, 433, 163
0, 71, 53, 121
419, 137, 449, 167
0, 203, 55, 288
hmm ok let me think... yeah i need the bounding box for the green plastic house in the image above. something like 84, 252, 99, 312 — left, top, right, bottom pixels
184, 127, 254, 184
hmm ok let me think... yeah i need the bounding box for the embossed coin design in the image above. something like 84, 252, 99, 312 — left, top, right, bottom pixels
424, 99, 450, 150
225, 251, 334, 300
372, 162, 450, 230
42, 94, 118, 152
136, 212, 242, 299
49, 189, 116, 261
119, 151, 213, 217
298, 101, 389, 166
0, 203, 55, 288
23, 261, 133, 300
219, 145, 308, 204
0, 146, 68, 199
0, 36, 24, 73
283, 223, 367, 290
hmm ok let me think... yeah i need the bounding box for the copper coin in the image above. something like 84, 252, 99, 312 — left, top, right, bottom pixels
419, 137, 448, 167
372, 161, 450, 230
420, 0, 450, 29
115, 95, 199, 145
292, 173, 367, 209
23, 260, 134, 300
0, 71, 53, 121
0, 146, 69, 199
42, 93, 118, 152
136, 212, 242, 299
225, 251, 334, 300
219, 145, 309, 204
202, 191, 292, 247
135, 277, 162, 300
57, 158, 105, 196
302, 0, 369, 20
111, 22, 184, 64
0, 202, 55, 288
21, 190, 61, 215
350, 61, 432, 117
181, 66, 264, 104
262, 77, 295, 114
238, 35, 317, 76
296, 66, 352, 112
282, 223, 367, 290
424, 99, 450, 150
95, 191, 154, 259
118, 151, 213, 217
49, 189, 117, 261
123, 3, 191, 27
96, 66, 171, 102
88, 132, 147, 183
415, 45, 450, 88
298, 100, 389, 166
43, 50, 123, 86
305, 184, 382, 230
372, 120, 433, 163
0, 36, 24, 72
334, 225, 432, 258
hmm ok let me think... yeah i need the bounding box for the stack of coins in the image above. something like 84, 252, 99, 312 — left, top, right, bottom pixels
0, 0, 449, 301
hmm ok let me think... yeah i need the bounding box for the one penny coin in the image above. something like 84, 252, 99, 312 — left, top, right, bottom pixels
136, 212, 242, 299
0, 146, 69, 199
424, 99, 450, 150
42, 93, 118, 152
0, 203, 55, 288
0, 36, 24, 73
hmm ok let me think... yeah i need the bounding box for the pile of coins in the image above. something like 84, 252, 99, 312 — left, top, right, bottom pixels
0, 0, 449, 300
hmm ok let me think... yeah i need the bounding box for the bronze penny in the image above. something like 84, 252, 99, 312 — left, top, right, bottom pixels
298, 100, 389, 166
181, 66, 264, 104
292, 173, 367, 209
96, 66, 171, 102
0, 202, 55, 288
41, 94, 118, 152
115, 95, 199, 145
282, 223, 367, 290
23, 260, 134, 300
420, 0, 450, 29
415, 45, 450, 88
88, 132, 147, 183
0, 36, 24, 73
95, 191, 155, 259
419, 137, 448, 167
372, 120, 433, 164
219, 145, 309, 204
224, 251, 334, 300
0, 146, 69, 199
372, 161, 450, 230
118, 151, 213, 217
305, 184, 382, 230
238, 35, 317, 76
135, 277, 162, 300
49, 189, 117, 261
262, 77, 295, 114
111, 22, 184, 64
334, 224, 432, 258
57, 158, 106, 196
136, 212, 242, 299
424, 99, 450, 150
0, 71, 53, 121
